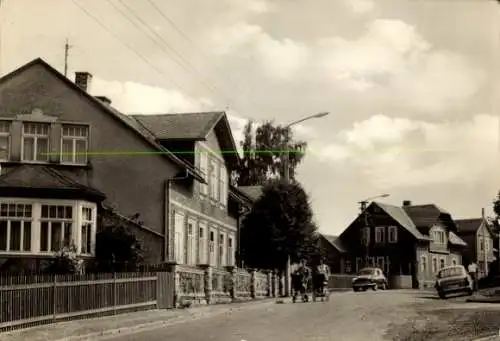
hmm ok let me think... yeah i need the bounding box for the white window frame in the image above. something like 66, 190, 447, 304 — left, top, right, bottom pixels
199, 150, 208, 196
375, 227, 385, 243
60, 124, 89, 165
21, 122, 50, 162
173, 211, 186, 264
198, 221, 207, 265
420, 255, 427, 274
388, 226, 398, 243
452, 258, 457, 266
431, 226, 447, 245
0, 121, 11, 161
219, 165, 228, 206
385, 256, 391, 274
0, 203, 33, 252
40, 204, 74, 252
80, 206, 93, 255
376, 256, 385, 270
209, 159, 219, 201
219, 231, 226, 267
439, 257, 445, 269
345, 260, 352, 273
209, 227, 216, 266
432, 256, 437, 273
227, 234, 234, 266
186, 217, 197, 265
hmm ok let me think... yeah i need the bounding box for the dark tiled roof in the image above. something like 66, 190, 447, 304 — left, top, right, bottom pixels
402, 204, 448, 227
321, 234, 347, 253
238, 186, 263, 202
374, 202, 428, 240
455, 218, 483, 233
131, 112, 224, 140
449, 231, 468, 246
0, 164, 105, 198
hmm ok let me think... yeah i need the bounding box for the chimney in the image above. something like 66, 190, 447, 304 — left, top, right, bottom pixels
482, 207, 485, 219
403, 200, 412, 206
75, 71, 93, 92
95, 96, 112, 106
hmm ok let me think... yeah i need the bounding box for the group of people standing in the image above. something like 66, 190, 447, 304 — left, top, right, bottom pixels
291, 259, 330, 301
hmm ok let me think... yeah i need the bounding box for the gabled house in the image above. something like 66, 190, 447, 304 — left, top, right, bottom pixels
318, 234, 346, 273
455, 212, 497, 278
0, 58, 252, 272
333, 200, 467, 289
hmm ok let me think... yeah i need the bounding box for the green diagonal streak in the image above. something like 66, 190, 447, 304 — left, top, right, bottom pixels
41, 149, 306, 156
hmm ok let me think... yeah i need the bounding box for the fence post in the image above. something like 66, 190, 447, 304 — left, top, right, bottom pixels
199, 264, 212, 305
225, 266, 236, 301
271, 271, 277, 297
266, 271, 272, 297
113, 272, 117, 315
52, 274, 57, 322
250, 269, 256, 299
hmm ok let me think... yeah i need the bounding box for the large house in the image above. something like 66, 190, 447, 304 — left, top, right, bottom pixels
331, 200, 468, 289
455, 211, 497, 279
0, 58, 253, 272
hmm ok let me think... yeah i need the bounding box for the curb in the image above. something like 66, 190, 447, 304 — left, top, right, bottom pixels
51, 299, 277, 341
472, 334, 500, 341
466, 298, 500, 304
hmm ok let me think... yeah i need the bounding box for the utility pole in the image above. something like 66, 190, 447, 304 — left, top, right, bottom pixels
64, 38, 72, 77
360, 200, 369, 267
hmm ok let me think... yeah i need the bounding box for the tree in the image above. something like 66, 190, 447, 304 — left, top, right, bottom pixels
235, 121, 307, 186
240, 179, 318, 270
494, 190, 500, 219
87, 212, 144, 273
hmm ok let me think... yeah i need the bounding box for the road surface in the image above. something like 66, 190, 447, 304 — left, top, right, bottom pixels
103, 290, 477, 341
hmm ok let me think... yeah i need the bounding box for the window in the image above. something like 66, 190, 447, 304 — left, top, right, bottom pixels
388, 226, 398, 243
22, 123, 50, 162
81, 207, 92, 254
40, 204, 73, 252
452, 258, 457, 266
209, 230, 216, 266
0, 203, 32, 252
227, 236, 234, 266
209, 159, 219, 201
219, 232, 226, 267
376, 256, 384, 271
198, 221, 207, 264
0, 121, 11, 161
431, 227, 446, 244
173, 211, 185, 264
420, 256, 427, 274
355, 257, 362, 272
219, 165, 228, 206
432, 257, 437, 273
361, 227, 370, 245
440, 257, 445, 269
186, 218, 197, 265
375, 227, 385, 243
61, 125, 88, 164
486, 239, 490, 252
345, 260, 352, 273
199, 151, 208, 196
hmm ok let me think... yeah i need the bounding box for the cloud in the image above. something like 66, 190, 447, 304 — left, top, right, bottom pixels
343, 0, 375, 14
316, 19, 485, 113
311, 114, 499, 189
207, 22, 309, 79
91, 78, 214, 113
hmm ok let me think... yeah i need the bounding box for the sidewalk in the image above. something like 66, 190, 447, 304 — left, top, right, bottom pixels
0, 298, 278, 341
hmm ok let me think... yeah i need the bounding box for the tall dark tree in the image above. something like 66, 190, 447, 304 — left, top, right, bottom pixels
235, 121, 307, 186
494, 190, 500, 219
240, 179, 318, 270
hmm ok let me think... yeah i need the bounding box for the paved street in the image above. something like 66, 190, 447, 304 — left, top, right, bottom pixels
101, 290, 487, 341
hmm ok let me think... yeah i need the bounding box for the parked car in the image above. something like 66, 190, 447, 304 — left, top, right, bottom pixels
434, 265, 473, 299
352, 267, 388, 291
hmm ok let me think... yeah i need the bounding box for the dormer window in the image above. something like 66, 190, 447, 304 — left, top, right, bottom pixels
430, 226, 447, 244
22, 123, 50, 162
61, 125, 89, 165
0, 121, 10, 161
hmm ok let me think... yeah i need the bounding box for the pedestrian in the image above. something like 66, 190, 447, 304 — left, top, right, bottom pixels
467, 262, 478, 291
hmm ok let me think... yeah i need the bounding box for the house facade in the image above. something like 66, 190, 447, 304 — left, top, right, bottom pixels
455, 215, 496, 279
333, 200, 467, 289
0, 58, 251, 272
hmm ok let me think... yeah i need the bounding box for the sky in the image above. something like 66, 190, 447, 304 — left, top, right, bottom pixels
1, 0, 499, 235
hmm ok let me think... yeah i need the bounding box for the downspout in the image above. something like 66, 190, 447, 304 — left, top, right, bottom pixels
164, 169, 190, 263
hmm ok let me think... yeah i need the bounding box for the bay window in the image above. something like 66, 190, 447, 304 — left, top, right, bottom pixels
61, 125, 89, 165
186, 218, 197, 265
22, 123, 50, 162
0, 121, 11, 161
0, 199, 96, 256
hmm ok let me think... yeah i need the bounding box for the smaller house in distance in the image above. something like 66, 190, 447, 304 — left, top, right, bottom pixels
317, 234, 347, 273
329, 200, 468, 289
455, 210, 497, 279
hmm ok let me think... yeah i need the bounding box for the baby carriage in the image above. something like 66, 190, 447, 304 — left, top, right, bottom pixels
312, 271, 329, 302
291, 271, 310, 303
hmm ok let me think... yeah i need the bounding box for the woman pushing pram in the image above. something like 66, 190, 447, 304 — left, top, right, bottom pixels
312, 260, 330, 302
291, 259, 311, 303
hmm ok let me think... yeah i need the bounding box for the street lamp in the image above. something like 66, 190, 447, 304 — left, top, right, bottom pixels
358, 194, 390, 268
282, 111, 330, 297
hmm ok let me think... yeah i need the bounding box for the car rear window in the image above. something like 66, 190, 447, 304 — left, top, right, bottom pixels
438, 267, 464, 278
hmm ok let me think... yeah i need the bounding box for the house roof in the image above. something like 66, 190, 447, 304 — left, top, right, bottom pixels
0, 164, 105, 201
0, 58, 204, 183
449, 231, 468, 247
321, 234, 347, 253
402, 204, 449, 227
131, 112, 240, 167
238, 186, 264, 201
131, 112, 223, 140
455, 218, 484, 234
373, 202, 428, 240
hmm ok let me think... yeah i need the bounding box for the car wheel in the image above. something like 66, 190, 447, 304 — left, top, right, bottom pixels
353, 287, 358, 292
438, 291, 446, 299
